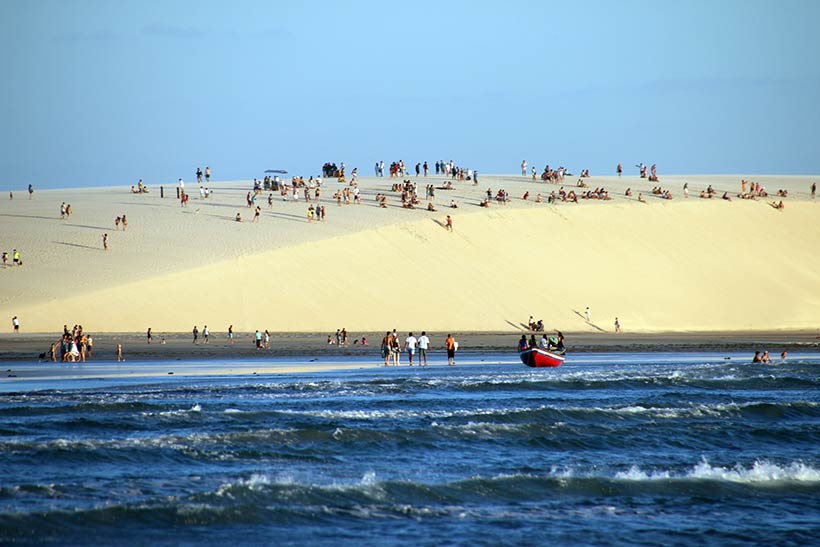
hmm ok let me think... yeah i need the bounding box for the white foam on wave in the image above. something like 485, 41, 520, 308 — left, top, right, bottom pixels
277, 405, 544, 421
142, 403, 203, 418
216, 472, 271, 497
615, 459, 820, 483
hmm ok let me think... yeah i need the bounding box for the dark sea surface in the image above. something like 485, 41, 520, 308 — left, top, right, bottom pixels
1, 352, 818, 546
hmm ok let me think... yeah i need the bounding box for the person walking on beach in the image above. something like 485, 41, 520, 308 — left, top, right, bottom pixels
12, 316, 20, 333
116, 343, 123, 362
405, 332, 418, 366
812, 182, 817, 199
445, 215, 453, 231
28, 184, 34, 199
12, 249, 21, 266
203, 325, 209, 344
255, 330, 262, 349
617, 163, 622, 176
205, 167, 210, 183
121, 215, 127, 231
147, 327, 152, 344
585, 306, 591, 322
60, 202, 66, 219
445, 334, 456, 365
228, 324, 234, 343
418, 331, 430, 366
614, 317, 621, 333
2, 251, 8, 268
264, 330, 270, 349
192, 325, 199, 344
521, 160, 527, 176
381, 331, 392, 366
102, 233, 108, 250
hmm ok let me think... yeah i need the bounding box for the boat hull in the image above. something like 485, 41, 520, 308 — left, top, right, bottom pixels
519, 347, 565, 368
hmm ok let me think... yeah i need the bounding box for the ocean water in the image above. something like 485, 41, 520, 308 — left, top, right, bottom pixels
1, 352, 818, 546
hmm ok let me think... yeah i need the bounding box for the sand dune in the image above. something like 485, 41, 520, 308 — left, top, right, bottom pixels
1, 174, 818, 333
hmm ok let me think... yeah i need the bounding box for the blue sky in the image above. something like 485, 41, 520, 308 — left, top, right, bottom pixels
1, 0, 818, 189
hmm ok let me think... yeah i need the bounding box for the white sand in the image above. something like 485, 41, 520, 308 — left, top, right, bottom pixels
1, 173, 818, 333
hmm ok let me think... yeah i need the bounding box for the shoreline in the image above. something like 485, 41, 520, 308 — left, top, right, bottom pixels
1, 330, 818, 363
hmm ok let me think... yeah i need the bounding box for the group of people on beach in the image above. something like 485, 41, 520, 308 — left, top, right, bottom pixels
380, 330, 456, 366
195, 166, 211, 184
2, 249, 22, 267
327, 328, 368, 347
43, 324, 94, 363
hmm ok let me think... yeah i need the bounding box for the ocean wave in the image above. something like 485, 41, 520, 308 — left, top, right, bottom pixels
2, 461, 817, 542
614, 459, 820, 483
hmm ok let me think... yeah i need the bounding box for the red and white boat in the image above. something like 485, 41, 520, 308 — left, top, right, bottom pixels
519, 346, 565, 368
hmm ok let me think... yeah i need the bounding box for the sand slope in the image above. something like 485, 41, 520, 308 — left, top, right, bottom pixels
2, 175, 818, 333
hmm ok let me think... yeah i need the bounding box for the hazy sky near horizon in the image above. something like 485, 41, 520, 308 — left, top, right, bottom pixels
2, 0, 819, 189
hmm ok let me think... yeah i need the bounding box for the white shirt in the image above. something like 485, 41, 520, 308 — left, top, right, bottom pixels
417, 335, 429, 349
405, 336, 418, 350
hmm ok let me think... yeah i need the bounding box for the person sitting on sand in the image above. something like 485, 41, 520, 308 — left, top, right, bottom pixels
773, 200, 785, 210
235, 212, 242, 222
427, 202, 437, 211
625, 187, 632, 197
450, 200, 458, 208
638, 193, 646, 203
536, 193, 542, 203
722, 192, 732, 201
577, 178, 588, 188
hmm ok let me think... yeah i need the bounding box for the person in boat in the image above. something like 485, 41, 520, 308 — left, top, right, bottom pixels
548, 330, 566, 353
518, 335, 529, 351
529, 334, 537, 349
539, 334, 549, 349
